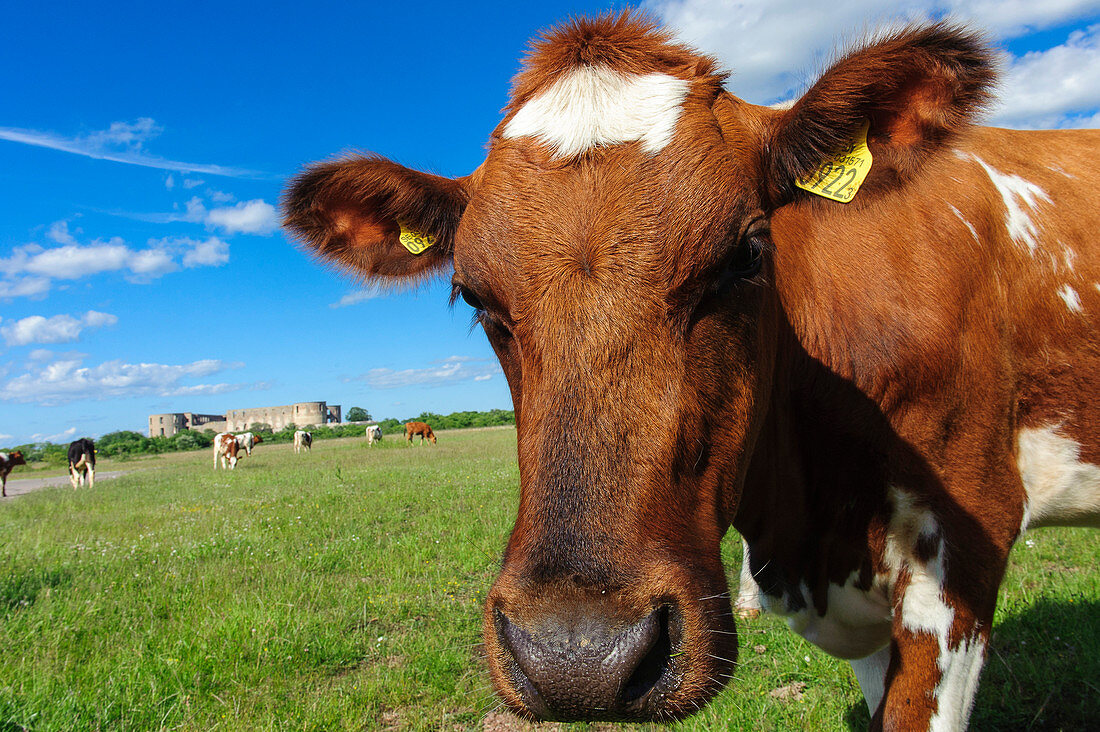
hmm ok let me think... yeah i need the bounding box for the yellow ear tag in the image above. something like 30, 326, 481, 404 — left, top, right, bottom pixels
398, 225, 437, 255
794, 120, 873, 203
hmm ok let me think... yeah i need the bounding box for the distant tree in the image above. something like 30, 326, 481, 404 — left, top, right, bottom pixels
173, 431, 211, 451
345, 407, 371, 422
248, 423, 274, 435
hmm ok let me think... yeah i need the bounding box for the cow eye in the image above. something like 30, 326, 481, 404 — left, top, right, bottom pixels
458, 286, 483, 311
730, 235, 765, 276
715, 233, 767, 292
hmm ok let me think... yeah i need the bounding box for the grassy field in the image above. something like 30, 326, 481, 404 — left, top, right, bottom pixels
0, 428, 1096, 731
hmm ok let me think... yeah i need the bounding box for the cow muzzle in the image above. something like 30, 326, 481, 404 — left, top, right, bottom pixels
492, 601, 680, 720
485, 574, 737, 722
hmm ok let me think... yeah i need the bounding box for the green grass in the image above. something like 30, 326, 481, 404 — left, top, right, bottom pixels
0, 428, 1095, 730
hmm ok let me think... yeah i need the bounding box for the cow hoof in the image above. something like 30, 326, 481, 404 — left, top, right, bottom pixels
735, 607, 762, 620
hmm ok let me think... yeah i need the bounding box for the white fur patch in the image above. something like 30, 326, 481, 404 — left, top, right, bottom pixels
735, 538, 763, 613
885, 488, 985, 730
1017, 424, 1100, 528
948, 205, 981, 244
503, 66, 691, 158
1058, 284, 1083, 313
928, 637, 986, 732
850, 646, 891, 716
971, 156, 1050, 255
776, 573, 892, 660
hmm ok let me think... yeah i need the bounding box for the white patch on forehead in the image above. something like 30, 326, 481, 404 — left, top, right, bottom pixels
503, 66, 691, 158
971, 155, 1051, 256
1057, 284, 1083, 313
1017, 424, 1100, 528
948, 205, 980, 244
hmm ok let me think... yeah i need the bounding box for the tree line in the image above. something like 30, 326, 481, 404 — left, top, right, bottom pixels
4, 408, 515, 464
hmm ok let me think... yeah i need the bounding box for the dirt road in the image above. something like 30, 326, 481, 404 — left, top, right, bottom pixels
2, 470, 129, 499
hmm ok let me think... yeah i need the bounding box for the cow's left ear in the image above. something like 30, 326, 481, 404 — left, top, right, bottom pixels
761, 23, 996, 207
282, 154, 471, 282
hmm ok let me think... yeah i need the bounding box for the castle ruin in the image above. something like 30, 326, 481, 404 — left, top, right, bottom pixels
148, 401, 341, 437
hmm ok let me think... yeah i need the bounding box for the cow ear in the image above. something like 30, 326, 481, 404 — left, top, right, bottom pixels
762, 23, 996, 207
282, 154, 470, 281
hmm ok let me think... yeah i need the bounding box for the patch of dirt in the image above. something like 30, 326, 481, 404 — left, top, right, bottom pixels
481, 711, 622, 731
769, 681, 807, 702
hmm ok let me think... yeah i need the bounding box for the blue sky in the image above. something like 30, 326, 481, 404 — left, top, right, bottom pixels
2, 1, 1099, 446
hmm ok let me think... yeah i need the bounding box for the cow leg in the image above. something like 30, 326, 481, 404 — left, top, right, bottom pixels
88, 466, 94, 489
734, 537, 763, 619
850, 645, 891, 717
874, 530, 997, 731
876, 616, 988, 731
69, 465, 79, 489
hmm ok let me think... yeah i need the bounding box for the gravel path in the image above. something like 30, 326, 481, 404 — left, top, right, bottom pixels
2, 470, 130, 499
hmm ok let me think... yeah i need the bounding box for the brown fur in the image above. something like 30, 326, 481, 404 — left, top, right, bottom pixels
283, 13, 1099, 727
404, 421, 436, 445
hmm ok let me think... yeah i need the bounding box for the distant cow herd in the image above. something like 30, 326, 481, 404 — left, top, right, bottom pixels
0, 421, 439, 489
210, 422, 437, 469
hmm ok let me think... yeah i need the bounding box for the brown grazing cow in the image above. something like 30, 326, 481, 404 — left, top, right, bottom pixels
1, 450, 26, 498
404, 421, 436, 446
283, 14, 1100, 728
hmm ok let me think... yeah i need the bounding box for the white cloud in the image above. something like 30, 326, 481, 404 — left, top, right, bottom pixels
47, 220, 79, 246
126, 248, 178, 280
0, 355, 251, 406
0, 229, 231, 299
645, 0, 1100, 108
357, 356, 502, 389
331, 286, 387, 308
1, 310, 118, 346
30, 426, 77, 443
182, 178, 204, 189
7, 240, 133, 279
206, 199, 278, 235
0, 433, 12, 441
0, 277, 50, 300
81, 117, 162, 150
165, 174, 176, 190
208, 189, 235, 203
993, 24, 1100, 127
0, 119, 266, 179
180, 237, 230, 268
28, 349, 54, 361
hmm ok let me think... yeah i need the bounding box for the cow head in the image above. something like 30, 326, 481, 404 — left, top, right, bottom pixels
283, 14, 992, 721
8, 450, 26, 467
253, 435, 264, 445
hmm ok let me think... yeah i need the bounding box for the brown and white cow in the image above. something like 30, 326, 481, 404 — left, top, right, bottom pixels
283, 15, 1100, 728
404, 421, 436, 446
293, 430, 312, 453
1, 450, 27, 498
213, 432, 239, 470
234, 431, 263, 457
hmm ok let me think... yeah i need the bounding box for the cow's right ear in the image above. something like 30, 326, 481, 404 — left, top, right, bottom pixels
282, 154, 470, 282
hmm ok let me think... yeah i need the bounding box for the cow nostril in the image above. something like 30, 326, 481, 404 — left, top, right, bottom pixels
622, 605, 674, 704
494, 604, 680, 719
